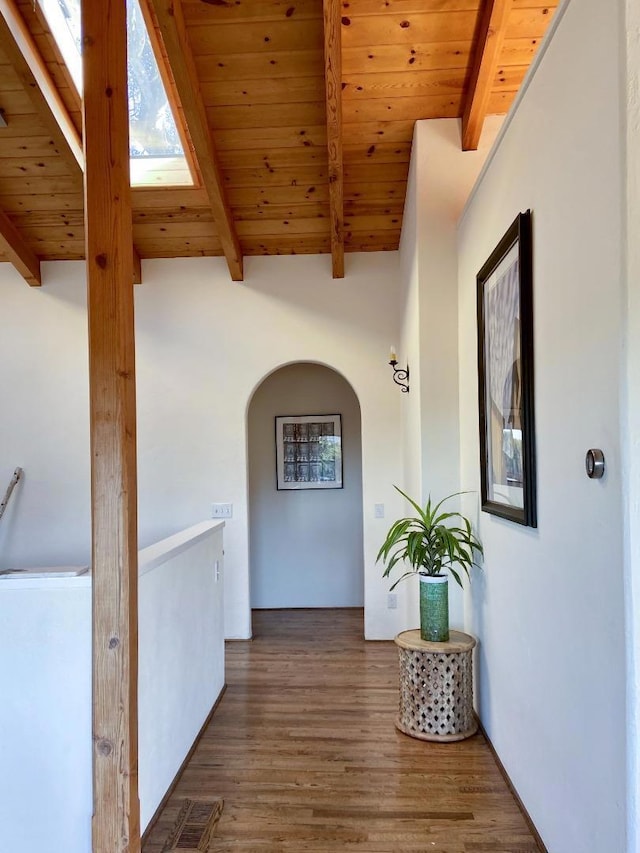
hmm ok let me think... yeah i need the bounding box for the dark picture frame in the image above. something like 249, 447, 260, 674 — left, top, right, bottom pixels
477, 210, 537, 527
275, 414, 343, 490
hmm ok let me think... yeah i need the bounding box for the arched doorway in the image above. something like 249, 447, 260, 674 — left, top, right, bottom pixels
247, 362, 364, 612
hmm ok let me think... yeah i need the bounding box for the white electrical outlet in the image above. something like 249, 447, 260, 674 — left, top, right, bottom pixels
212, 503, 233, 518
374, 503, 385, 518
214, 559, 221, 582
387, 593, 398, 610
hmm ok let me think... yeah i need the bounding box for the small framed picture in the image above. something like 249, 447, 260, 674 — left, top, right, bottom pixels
477, 210, 537, 527
275, 414, 342, 490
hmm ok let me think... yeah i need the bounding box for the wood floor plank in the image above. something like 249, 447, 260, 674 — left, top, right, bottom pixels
141, 609, 541, 853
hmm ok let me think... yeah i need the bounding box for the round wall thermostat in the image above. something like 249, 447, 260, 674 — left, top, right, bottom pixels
585, 449, 605, 479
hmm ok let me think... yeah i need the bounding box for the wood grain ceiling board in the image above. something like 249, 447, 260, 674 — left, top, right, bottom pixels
1, 190, 82, 213
219, 146, 328, 168
216, 124, 328, 151
20, 240, 84, 260
195, 48, 325, 82
343, 68, 470, 99
11, 209, 84, 228
0, 35, 83, 268
184, 0, 320, 22
0, 173, 81, 195
341, 12, 479, 49
339, 1, 474, 249
188, 18, 324, 56
227, 182, 330, 207
185, 0, 331, 257
0, 0, 559, 268
339, 0, 557, 250
342, 41, 472, 75
247, 233, 331, 254
344, 140, 411, 165
131, 192, 225, 259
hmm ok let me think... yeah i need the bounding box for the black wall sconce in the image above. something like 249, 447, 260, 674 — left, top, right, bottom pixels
389, 347, 409, 393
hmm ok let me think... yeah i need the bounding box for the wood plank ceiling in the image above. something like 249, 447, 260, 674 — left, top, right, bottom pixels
0, 0, 557, 283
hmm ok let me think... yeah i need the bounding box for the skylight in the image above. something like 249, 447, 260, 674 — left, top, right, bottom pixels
38, 0, 193, 187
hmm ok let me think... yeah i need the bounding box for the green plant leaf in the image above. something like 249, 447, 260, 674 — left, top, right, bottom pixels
378, 487, 483, 590
389, 571, 418, 591
449, 566, 463, 588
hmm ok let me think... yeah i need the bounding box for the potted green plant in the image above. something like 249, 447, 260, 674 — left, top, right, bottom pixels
377, 487, 483, 642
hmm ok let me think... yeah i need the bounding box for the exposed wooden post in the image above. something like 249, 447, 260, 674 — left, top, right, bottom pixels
81, 2, 140, 852
323, 0, 344, 278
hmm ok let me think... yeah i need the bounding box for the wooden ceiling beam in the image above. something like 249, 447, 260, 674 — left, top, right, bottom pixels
0, 0, 146, 284
461, 0, 512, 151
0, 0, 74, 285
0, 208, 40, 285
133, 247, 142, 285
146, 0, 243, 281
0, 0, 83, 173
323, 0, 344, 279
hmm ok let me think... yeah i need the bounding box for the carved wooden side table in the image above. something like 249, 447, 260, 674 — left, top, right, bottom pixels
394, 629, 478, 742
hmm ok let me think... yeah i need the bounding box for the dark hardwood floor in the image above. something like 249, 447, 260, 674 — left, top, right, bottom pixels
142, 609, 540, 852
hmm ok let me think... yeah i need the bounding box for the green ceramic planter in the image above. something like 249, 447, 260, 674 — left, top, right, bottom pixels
419, 575, 449, 642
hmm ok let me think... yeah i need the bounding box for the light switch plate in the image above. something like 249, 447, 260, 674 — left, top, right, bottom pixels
212, 503, 233, 518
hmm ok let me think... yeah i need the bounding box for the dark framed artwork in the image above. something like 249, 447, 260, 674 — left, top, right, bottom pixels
477, 210, 536, 527
275, 414, 343, 490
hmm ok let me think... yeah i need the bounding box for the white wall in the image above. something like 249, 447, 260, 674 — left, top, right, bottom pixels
0, 252, 405, 639
623, 0, 640, 846
398, 117, 502, 630
458, 1, 626, 850
137, 253, 403, 639
0, 521, 224, 852
0, 269, 91, 566
248, 363, 363, 610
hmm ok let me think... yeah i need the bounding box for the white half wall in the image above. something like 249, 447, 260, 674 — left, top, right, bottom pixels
138, 522, 225, 828
248, 363, 364, 610
458, 1, 626, 850
0, 576, 92, 852
0, 252, 405, 639
0, 521, 224, 853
